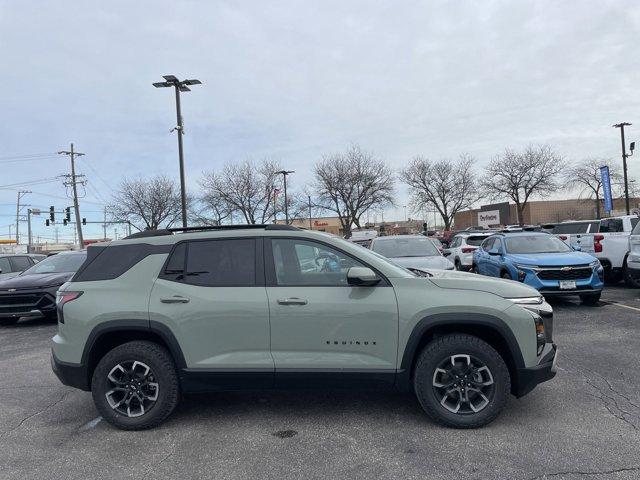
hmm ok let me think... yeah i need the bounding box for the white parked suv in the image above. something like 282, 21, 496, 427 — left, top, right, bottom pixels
444, 232, 493, 271
626, 221, 640, 287
553, 215, 639, 283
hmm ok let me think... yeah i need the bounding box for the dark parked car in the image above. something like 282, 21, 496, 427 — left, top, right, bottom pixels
0, 250, 86, 325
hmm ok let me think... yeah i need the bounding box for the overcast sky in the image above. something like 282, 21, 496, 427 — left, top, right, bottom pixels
1, 0, 639, 241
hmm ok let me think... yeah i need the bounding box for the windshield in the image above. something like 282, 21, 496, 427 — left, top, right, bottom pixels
21, 253, 86, 275
504, 235, 572, 254
371, 236, 440, 258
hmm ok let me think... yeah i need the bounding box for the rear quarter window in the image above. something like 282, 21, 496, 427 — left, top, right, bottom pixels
466, 236, 487, 246
73, 243, 172, 281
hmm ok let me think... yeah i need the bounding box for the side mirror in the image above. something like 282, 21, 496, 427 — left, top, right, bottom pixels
442, 250, 452, 257
0, 268, 3, 274
488, 248, 501, 256
347, 267, 381, 286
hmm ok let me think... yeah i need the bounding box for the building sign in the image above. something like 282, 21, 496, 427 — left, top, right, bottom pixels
600, 165, 613, 213
313, 220, 329, 227
478, 209, 500, 228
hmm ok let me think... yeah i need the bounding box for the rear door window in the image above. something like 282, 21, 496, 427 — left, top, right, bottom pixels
182, 239, 257, 287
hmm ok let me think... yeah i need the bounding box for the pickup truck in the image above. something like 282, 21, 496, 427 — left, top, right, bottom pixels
553, 215, 639, 284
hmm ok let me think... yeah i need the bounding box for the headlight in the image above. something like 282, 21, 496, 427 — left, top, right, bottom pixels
532, 313, 546, 355
589, 260, 601, 269
506, 296, 544, 305
513, 263, 537, 270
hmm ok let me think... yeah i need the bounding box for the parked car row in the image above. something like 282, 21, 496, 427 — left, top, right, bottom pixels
0, 251, 87, 325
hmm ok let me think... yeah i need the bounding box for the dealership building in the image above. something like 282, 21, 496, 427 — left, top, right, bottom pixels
454, 198, 640, 230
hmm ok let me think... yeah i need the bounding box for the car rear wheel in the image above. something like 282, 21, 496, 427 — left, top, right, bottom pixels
413, 334, 510, 428
580, 292, 601, 305
91, 341, 180, 430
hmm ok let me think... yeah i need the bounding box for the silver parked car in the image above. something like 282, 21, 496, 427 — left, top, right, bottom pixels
0, 254, 39, 281
370, 235, 454, 271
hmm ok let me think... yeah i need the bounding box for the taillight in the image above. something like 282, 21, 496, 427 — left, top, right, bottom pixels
56, 291, 83, 323
594, 234, 604, 253
559, 235, 567, 241
462, 247, 477, 253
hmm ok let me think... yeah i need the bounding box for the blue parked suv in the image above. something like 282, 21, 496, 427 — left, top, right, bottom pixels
472, 232, 604, 305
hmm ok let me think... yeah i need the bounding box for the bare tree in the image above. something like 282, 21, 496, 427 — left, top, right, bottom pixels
313, 145, 395, 237
481, 144, 564, 226
192, 188, 235, 226
401, 154, 480, 231
200, 159, 281, 224
564, 159, 624, 218
111, 175, 183, 231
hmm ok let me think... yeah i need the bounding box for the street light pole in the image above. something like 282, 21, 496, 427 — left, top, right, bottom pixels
613, 122, 633, 215
276, 170, 294, 224
154, 75, 202, 228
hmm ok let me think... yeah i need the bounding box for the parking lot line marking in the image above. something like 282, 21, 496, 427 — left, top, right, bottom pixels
602, 301, 640, 313
78, 417, 102, 431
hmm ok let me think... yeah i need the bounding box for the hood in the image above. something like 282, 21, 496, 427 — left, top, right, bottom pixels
0, 272, 74, 291
390, 256, 454, 270
428, 269, 540, 299
506, 251, 594, 266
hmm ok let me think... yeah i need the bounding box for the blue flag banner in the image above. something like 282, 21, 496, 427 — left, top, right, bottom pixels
600, 165, 613, 213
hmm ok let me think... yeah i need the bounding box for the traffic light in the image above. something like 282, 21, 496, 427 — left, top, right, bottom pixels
45, 219, 50, 227
63, 219, 68, 226
82, 218, 86, 225
65, 207, 71, 223
49, 206, 55, 222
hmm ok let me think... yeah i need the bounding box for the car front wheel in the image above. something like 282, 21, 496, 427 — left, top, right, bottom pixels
91, 341, 180, 430
413, 334, 510, 428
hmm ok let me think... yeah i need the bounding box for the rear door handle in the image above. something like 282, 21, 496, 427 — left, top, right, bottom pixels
277, 297, 308, 305
160, 296, 190, 304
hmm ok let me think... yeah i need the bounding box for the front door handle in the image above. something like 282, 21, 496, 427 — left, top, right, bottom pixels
160, 296, 190, 304
277, 297, 308, 305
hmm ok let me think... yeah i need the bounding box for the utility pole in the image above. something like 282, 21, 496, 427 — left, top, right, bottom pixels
55, 227, 59, 243
27, 208, 36, 253
276, 170, 295, 224
308, 195, 313, 229
613, 122, 634, 215
153, 75, 202, 228
58, 144, 85, 248
103, 207, 107, 240
15, 190, 30, 244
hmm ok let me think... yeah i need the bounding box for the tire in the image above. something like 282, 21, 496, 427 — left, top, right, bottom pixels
454, 259, 461, 271
501, 271, 512, 280
580, 292, 601, 305
91, 341, 180, 430
623, 262, 640, 288
413, 334, 511, 429
470, 264, 478, 274
0, 318, 19, 326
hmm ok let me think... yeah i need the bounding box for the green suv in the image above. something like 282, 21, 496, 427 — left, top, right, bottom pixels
51, 225, 557, 430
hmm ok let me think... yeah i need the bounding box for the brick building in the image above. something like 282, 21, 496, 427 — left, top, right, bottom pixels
454, 197, 640, 230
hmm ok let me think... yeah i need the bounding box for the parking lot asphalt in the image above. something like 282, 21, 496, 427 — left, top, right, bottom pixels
0, 287, 639, 480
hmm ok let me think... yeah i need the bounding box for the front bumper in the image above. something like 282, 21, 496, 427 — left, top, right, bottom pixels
51, 350, 90, 391
514, 343, 557, 397
515, 267, 604, 297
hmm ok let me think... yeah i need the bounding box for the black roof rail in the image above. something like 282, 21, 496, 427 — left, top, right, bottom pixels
123, 223, 301, 240
166, 224, 301, 233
